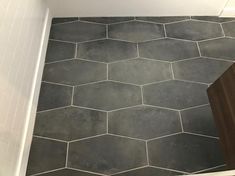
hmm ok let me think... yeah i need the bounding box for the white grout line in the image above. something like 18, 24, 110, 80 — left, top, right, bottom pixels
71, 105, 108, 112
143, 104, 179, 112
192, 164, 226, 174
183, 132, 219, 139
171, 57, 201, 63
136, 43, 140, 57
163, 24, 167, 37
150, 165, 190, 174
220, 23, 226, 37
178, 111, 184, 132
221, 19, 235, 24
165, 37, 197, 43
109, 166, 148, 175
76, 38, 107, 44
75, 43, 78, 58
37, 106, 71, 114
33, 135, 68, 143
196, 42, 202, 57
139, 57, 171, 64
147, 132, 183, 142
71, 86, 74, 105
52, 19, 79, 26
74, 80, 106, 87
29, 168, 65, 176
106, 63, 109, 80
108, 57, 139, 64
49, 38, 76, 44
106, 133, 146, 142
107, 105, 143, 113
106, 112, 109, 134
197, 36, 225, 43
142, 79, 173, 86
170, 63, 175, 79
68, 167, 108, 176
42, 80, 73, 87
45, 58, 75, 65
202, 56, 234, 63
140, 86, 144, 104
135, 19, 163, 25
106, 19, 136, 25
76, 57, 107, 64
145, 141, 150, 165
190, 19, 222, 24
173, 79, 209, 86
65, 142, 69, 167
180, 103, 210, 111
107, 37, 138, 43
164, 19, 191, 25
103, 79, 141, 87
69, 134, 107, 143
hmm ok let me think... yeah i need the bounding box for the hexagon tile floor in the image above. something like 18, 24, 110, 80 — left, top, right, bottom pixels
26, 16, 235, 176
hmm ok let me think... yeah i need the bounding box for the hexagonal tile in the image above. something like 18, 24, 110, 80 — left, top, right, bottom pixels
80, 17, 134, 24
77, 39, 137, 63
136, 16, 189, 23
37, 83, 72, 111
112, 166, 183, 176
165, 21, 223, 41
143, 80, 208, 110
191, 16, 235, 23
148, 133, 224, 173
108, 21, 165, 42
45, 40, 75, 63
173, 57, 232, 83
52, 17, 79, 24
68, 135, 147, 174
49, 21, 106, 42
199, 38, 235, 61
108, 105, 181, 140
139, 38, 199, 61
43, 60, 107, 85
222, 21, 235, 37
34, 107, 107, 141
181, 105, 218, 137
73, 81, 142, 111
108, 58, 172, 85
26, 137, 67, 175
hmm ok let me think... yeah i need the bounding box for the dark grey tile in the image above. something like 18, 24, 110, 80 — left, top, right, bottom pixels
73, 81, 142, 111
43, 60, 107, 85
191, 16, 235, 23
222, 21, 235, 37
148, 133, 224, 173
37, 83, 72, 111
26, 137, 67, 175
109, 58, 172, 85
165, 21, 223, 41
34, 168, 101, 176
77, 39, 137, 63
143, 80, 208, 110
34, 107, 106, 141
80, 17, 134, 24
139, 38, 199, 61
45, 40, 76, 63
199, 38, 235, 61
108, 21, 165, 42
109, 105, 181, 140
52, 17, 79, 24
181, 105, 218, 137
112, 167, 183, 176
136, 16, 190, 23
68, 135, 147, 174
173, 57, 232, 83
49, 21, 106, 42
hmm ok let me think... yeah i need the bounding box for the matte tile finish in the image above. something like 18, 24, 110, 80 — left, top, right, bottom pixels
26, 137, 67, 175
50, 21, 106, 42
109, 21, 165, 42
113, 167, 182, 176
73, 81, 142, 111
77, 39, 137, 63
143, 80, 209, 110
139, 38, 199, 61
37, 83, 72, 111
181, 105, 218, 137
45, 40, 75, 63
109, 58, 172, 85
148, 134, 224, 172
166, 21, 223, 41
199, 38, 235, 61
173, 57, 232, 83
109, 106, 181, 139
80, 17, 134, 24
52, 17, 79, 24
34, 107, 107, 141
222, 21, 235, 37
68, 135, 147, 174
191, 16, 235, 22
136, 16, 189, 23
43, 60, 107, 85
35, 169, 101, 176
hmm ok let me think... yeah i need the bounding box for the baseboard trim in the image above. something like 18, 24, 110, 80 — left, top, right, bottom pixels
15, 8, 52, 176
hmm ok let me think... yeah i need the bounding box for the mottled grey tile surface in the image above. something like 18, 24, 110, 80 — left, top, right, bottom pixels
112, 167, 183, 176
173, 57, 232, 83
222, 21, 235, 37
34, 169, 101, 176
45, 40, 75, 63
191, 16, 235, 23
148, 133, 224, 173
181, 105, 218, 137
139, 38, 199, 61
199, 38, 235, 61
52, 17, 79, 24
26, 137, 67, 175
43, 60, 107, 85
136, 16, 189, 23
68, 135, 147, 174
80, 17, 134, 24
77, 39, 137, 63
34, 107, 106, 141
73, 81, 142, 111
109, 21, 165, 42
143, 80, 208, 110
165, 21, 223, 41
109, 105, 181, 139
109, 58, 172, 85
50, 21, 106, 42
37, 83, 72, 111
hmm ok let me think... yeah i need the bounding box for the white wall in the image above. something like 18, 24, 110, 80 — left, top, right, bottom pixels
0, 0, 51, 175
221, 0, 235, 17
46, 0, 229, 17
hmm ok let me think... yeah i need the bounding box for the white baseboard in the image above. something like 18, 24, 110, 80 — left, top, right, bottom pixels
15, 8, 52, 176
